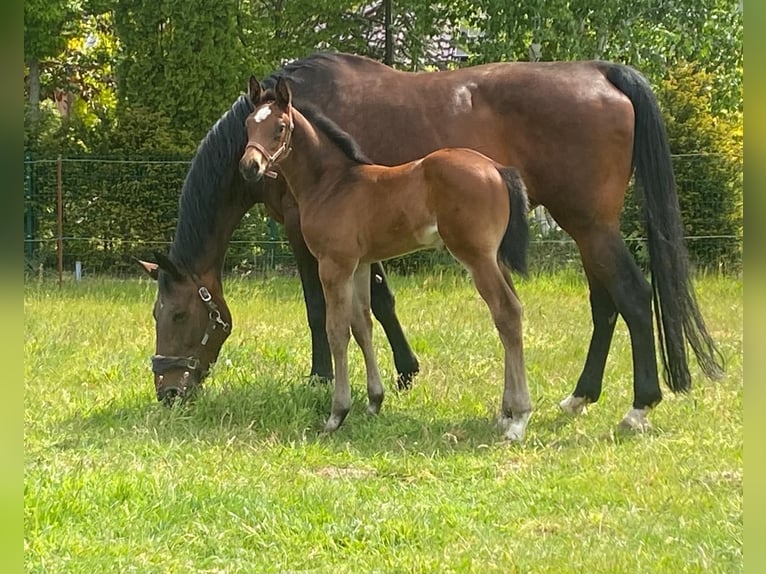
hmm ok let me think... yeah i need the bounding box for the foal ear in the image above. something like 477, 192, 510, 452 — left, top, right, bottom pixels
275, 76, 292, 108
152, 251, 183, 281
137, 258, 159, 281
248, 75, 262, 104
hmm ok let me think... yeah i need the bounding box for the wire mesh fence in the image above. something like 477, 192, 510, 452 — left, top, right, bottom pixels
23, 152, 742, 280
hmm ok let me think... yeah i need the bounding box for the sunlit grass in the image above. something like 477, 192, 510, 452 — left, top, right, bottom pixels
24, 270, 742, 573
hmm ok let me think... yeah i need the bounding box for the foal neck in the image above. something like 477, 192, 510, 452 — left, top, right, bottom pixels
277, 109, 360, 203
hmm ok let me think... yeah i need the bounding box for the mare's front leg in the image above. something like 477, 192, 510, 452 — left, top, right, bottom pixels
318, 257, 356, 432
353, 264, 385, 415
369, 262, 420, 389
283, 204, 333, 381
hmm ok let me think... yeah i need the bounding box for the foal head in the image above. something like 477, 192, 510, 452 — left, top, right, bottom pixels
240, 76, 294, 182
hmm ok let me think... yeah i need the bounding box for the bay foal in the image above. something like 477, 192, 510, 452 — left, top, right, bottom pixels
240, 76, 532, 440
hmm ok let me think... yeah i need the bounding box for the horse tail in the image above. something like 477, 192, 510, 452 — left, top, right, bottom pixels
604, 63, 724, 392
495, 166, 530, 276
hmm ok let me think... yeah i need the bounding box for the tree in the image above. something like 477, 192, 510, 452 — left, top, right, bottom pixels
114, 0, 249, 149
24, 0, 79, 144
460, 0, 742, 113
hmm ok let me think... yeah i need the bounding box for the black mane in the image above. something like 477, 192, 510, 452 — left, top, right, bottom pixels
297, 102, 374, 166
167, 52, 373, 275
168, 94, 253, 273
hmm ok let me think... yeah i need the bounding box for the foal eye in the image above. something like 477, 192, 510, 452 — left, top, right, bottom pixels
276, 124, 285, 135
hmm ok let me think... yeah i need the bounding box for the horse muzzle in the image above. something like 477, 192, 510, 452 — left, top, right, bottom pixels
152, 355, 208, 404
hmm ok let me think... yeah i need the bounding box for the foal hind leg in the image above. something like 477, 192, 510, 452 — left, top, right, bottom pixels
577, 230, 662, 431
467, 258, 531, 441
318, 257, 356, 432
559, 276, 617, 415
351, 264, 385, 415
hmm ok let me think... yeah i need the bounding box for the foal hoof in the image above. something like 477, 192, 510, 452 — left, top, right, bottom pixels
617, 408, 651, 433
559, 395, 589, 416
323, 411, 349, 433
500, 411, 532, 442
366, 395, 384, 416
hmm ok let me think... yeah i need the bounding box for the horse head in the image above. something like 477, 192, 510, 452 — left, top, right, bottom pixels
138, 253, 232, 403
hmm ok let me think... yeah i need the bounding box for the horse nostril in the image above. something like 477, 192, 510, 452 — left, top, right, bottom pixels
158, 386, 183, 405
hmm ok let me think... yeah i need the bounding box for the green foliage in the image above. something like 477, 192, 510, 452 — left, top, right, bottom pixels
114, 0, 249, 147
24, 155, 187, 274
23, 0, 79, 61
461, 0, 742, 113
621, 63, 743, 271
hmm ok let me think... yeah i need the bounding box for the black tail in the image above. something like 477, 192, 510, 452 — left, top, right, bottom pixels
605, 63, 724, 391
496, 166, 530, 276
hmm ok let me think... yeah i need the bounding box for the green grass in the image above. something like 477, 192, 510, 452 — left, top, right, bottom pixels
24, 270, 742, 574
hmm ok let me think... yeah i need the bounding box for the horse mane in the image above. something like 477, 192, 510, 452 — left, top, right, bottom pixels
168, 94, 253, 273
261, 53, 375, 166
297, 102, 374, 166
258, 89, 374, 166
167, 52, 374, 275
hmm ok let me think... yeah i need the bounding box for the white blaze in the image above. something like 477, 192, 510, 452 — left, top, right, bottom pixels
254, 105, 272, 123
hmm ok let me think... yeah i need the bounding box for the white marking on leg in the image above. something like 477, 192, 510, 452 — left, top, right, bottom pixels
500, 411, 531, 442
618, 407, 651, 432
559, 394, 590, 415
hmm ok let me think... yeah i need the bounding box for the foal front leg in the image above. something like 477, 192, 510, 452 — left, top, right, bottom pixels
318, 257, 355, 432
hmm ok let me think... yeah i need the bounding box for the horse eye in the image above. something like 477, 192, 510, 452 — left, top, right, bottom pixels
276, 124, 285, 135
172, 311, 187, 323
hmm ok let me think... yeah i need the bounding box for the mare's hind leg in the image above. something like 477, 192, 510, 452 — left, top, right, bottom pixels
351, 264, 385, 415
467, 258, 531, 441
559, 277, 617, 415
574, 228, 662, 431
317, 257, 356, 432
370, 262, 420, 390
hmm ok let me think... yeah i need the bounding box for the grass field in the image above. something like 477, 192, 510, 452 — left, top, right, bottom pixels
24, 269, 742, 574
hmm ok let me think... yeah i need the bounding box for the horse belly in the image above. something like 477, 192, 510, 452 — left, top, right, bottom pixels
415, 221, 443, 249
360, 218, 443, 263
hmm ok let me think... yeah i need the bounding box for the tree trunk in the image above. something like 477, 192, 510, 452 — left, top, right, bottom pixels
26, 57, 41, 141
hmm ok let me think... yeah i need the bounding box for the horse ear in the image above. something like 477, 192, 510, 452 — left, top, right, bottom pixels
137, 258, 159, 281
152, 251, 183, 281
275, 76, 292, 108
248, 75, 262, 105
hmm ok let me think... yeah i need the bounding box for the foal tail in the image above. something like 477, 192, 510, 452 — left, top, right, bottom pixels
495, 166, 530, 276
604, 63, 724, 392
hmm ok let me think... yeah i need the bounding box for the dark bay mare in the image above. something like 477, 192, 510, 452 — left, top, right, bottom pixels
141, 52, 722, 433
240, 76, 531, 437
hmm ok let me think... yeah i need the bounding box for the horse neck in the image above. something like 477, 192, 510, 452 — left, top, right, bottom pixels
170, 172, 253, 278
278, 110, 354, 203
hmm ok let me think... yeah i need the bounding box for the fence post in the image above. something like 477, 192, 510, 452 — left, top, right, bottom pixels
24, 151, 35, 262
267, 217, 277, 269
57, 155, 63, 288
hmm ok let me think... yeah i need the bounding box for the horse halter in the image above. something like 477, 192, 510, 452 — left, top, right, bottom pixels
245, 104, 295, 179
151, 283, 231, 388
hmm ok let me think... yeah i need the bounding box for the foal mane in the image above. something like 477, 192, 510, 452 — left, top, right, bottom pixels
169, 95, 253, 273
298, 102, 374, 166
257, 87, 373, 167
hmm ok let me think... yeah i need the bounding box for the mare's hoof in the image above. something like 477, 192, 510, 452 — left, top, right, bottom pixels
308, 374, 333, 385
617, 408, 651, 433
559, 394, 589, 415
396, 369, 419, 391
